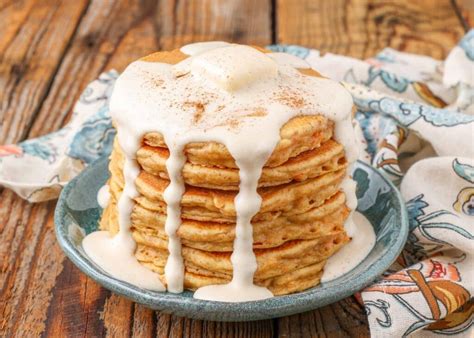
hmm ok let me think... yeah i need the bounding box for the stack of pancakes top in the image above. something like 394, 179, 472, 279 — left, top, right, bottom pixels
100, 49, 352, 296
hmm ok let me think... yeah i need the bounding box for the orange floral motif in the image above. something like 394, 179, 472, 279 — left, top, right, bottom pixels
365, 259, 471, 333
365, 58, 384, 68
0, 145, 22, 157
412, 82, 447, 108
378, 127, 406, 154
427, 301, 474, 331
366, 259, 462, 294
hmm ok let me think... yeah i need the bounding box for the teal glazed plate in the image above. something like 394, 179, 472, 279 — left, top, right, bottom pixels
54, 157, 408, 322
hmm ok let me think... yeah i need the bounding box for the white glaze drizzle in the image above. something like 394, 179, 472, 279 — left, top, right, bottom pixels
82, 231, 165, 291
97, 184, 111, 209
84, 143, 166, 291
339, 177, 358, 236
320, 212, 375, 282
193, 150, 273, 301
163, 145, 186, 293
268, 52, 310, 69
322, 113, 375, 281
82, 42, 363, 301
180, 41, 230, 56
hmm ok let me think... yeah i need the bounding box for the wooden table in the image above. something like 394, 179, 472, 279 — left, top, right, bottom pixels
1, 0, 472, 336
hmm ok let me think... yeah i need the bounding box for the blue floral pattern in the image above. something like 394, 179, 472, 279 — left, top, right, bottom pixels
355, 96, 474, 127
266, 44, 311, 59
19, 128, 70, 164
453, 159, 474, 184
67, 110, 115, 163
365, 67, 410, 93
452, 158, 474, 216
459, 30, 474, 61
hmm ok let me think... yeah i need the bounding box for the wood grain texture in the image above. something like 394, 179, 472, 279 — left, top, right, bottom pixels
43, 259, 108, 337
2, 1, 160, 337
0, 1, 159, 336
277, 0, 466, 59
27, 0, 159, 138
155, 0, 272, 50
278, 298, 369, 337
0, 0, 89, 144
0, 195, 55, 335
454, 0, 474, 29
155, 314, 273, 338
131, 304, 156, 337
0, 0, 469, 337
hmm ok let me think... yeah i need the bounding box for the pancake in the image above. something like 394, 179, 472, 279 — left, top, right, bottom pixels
155, 233, 348, 280
100, 186, 350, 295
134, 198, 348, 252
126, 231, 348, 280
108, 156, 346, 222
95, 44, 355, 297
138, 48, 332, 170
134, 232, 349, 295
100, 190, 349, 251
136, 138, 347, 190
135, 232, 348, 280
142, 115, 336, 169
141, 259, 327, 296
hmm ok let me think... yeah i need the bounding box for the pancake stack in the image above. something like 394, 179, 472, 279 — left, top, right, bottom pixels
100, 112, 352, 295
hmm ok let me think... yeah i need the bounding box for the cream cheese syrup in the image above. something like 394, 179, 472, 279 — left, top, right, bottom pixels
82, 42, 374, 302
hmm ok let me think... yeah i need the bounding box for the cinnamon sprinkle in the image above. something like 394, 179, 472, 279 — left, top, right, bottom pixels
183, 101, 206, 123
243, 108, 267, 118
275, 89, 306, 108
209, 118, 241, 131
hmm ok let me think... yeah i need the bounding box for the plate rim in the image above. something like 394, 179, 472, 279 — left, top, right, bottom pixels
54, 157, 408, 321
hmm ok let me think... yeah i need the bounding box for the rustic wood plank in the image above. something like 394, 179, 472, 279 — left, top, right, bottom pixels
0, 196, 107, 337
0, 192, 35, 333
131, 304, 156, 337
27, 0, 159, 139
155, 0, 272, 50
276, 0, 466, 59
105, 18, 158, 72
454, 0, 474, 29
1, 1, 159, 337
0, 0, 89, 144
43, 260, 108, 337
156, 314, 274, 338
14, 2, 158, 338
11, 212, 67, 337
0, 195, 53, 335
277, 298, 369, 337
102, 294, 134, 337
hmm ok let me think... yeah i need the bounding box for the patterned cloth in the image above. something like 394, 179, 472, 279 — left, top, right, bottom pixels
1, 31, 473, 337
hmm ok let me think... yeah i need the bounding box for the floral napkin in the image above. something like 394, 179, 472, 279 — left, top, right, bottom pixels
1, 30, 473, 337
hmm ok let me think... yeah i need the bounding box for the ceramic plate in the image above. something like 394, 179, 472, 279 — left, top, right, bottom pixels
55, 157, 408, 321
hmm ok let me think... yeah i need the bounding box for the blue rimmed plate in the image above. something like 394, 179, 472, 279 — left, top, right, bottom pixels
54, 158, 408, 321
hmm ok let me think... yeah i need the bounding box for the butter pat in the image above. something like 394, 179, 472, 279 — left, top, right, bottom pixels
191, 45, 278, 91
180, 41, 231, 56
